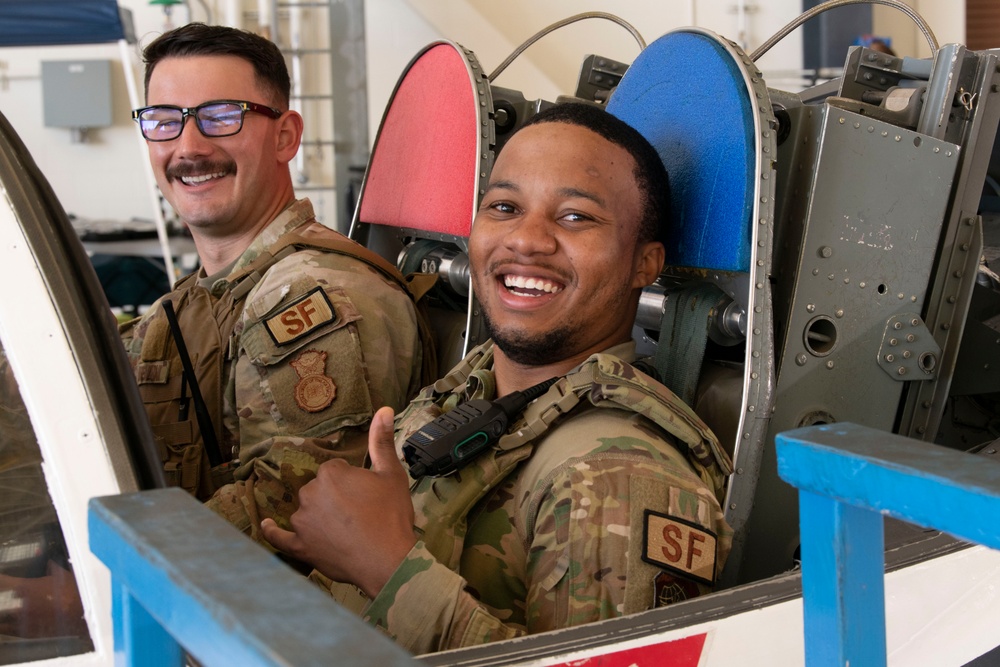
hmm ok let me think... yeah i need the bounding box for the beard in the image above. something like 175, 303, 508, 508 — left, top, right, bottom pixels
481, 306, 577, 366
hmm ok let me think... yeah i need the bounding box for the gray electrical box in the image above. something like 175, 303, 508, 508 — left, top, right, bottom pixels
41, 59, 113, 130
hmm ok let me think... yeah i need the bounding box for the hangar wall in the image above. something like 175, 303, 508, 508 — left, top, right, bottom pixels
0, 0, 965, 234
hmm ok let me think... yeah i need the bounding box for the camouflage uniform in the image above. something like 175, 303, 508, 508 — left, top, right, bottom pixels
120, 199, 423, 540
362, 340, 733, 654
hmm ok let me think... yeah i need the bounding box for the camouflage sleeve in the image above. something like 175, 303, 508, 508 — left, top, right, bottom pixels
521, 446, 730, 634
229, 249, 420, 448
362, 541, 523, 653
208, 249, 421, 539
205, 430, 367, 545
363, 418, 731, 654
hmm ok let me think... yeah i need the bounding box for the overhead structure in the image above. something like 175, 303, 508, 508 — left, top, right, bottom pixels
0, 0, 134, 46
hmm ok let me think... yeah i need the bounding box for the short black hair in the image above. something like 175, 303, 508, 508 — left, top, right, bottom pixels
520, 102, 671, 247
142, 23, 290, 108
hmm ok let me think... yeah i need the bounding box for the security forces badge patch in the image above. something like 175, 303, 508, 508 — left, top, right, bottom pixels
290, 349, 337, 413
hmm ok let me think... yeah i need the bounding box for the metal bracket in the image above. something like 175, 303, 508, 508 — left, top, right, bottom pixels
876, 313, 940, 381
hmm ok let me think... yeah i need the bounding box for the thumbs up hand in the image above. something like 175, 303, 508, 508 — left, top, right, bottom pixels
262, 406, 416, 598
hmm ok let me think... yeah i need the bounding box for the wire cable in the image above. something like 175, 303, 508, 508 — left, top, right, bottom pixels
488, 12, 645, 83
751, 0, 938, 62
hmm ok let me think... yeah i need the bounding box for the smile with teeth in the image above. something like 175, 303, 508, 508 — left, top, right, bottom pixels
180, 171, 227, 185
503, 274, 564, 297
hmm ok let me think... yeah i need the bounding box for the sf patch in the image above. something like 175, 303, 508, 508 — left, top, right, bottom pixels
264, 287, 336, 346
642, 509, 717, 586
290, 349, 337, 413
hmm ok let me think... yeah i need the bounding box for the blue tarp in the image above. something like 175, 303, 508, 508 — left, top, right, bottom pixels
0, 0, 134, 46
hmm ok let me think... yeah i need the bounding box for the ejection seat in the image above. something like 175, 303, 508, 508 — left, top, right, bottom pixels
349, 32, 777, 588
349, 42, 494, 377
606, 30, 778, 588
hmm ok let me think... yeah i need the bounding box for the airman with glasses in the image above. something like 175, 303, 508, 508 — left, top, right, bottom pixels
120, 24, 426, 552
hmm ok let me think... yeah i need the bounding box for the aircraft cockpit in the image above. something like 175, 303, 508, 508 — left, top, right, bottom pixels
0, 0, 999, 664
347, 0, 1000, 598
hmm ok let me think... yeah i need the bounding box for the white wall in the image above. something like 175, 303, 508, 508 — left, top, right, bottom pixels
0, 43, 150, 223
873, 1, 965, 58
0, 0, 968, 227
0, 1, 198, 224
459, 0, 806, 93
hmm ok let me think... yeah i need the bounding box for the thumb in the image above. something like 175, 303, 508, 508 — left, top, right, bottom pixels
261, 517, 299, 556
367, 406, 400, 474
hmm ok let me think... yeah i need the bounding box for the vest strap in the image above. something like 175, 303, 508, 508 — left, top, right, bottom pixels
229, 245, 298, 301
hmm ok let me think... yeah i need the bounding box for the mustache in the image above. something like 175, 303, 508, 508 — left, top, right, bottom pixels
165, 159, 235, 181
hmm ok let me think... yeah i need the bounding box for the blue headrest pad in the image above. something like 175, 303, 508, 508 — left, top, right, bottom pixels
608, 31, 755, 272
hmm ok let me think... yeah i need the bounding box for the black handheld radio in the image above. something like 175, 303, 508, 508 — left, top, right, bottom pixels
403, 377, 559, 478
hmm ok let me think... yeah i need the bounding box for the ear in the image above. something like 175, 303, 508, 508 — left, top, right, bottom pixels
274, 109, 304, 162
632, 241, 665, 289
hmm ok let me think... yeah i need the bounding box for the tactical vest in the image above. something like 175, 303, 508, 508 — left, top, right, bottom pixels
396, 342, 732, 573
121, 222, 436, 500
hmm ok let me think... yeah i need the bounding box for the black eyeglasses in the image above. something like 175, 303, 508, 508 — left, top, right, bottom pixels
131, 100, 284, 142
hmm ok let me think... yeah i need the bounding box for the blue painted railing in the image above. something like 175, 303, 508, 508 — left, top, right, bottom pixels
777, 422, 1000, 667
89, 487, 418, 667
